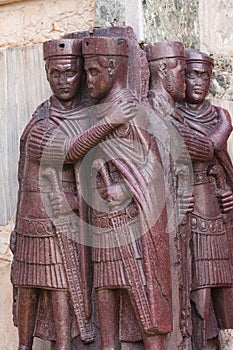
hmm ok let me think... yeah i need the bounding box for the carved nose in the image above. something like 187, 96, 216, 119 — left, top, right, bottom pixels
195, 76, 204, 85
59, 73, 67, 83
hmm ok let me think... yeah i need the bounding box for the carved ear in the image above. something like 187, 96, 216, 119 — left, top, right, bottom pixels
108, 58, 117, 78
158, 60, 167, 79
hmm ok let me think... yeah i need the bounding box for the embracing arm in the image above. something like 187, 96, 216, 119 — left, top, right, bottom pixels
175, 107, 232, 162
173, 122, 214, 162
27, 101, 136, 163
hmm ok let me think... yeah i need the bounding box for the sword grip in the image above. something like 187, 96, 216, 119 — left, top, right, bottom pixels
92, 158, 112, 187
42, 167, 61, 194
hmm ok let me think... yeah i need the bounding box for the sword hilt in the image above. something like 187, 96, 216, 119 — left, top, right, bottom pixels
92, 158, 112, 187
208, 164, 228, 191
42, 167, 61, 194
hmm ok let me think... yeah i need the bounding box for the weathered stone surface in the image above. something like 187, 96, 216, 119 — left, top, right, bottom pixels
0, 262, 18, 350
199, 0, 233, 56
95, 0, 125, 27
0, 222, 17, 350
125, 0, 144, 42
209, 56, 233, 101
33, 338, 52, 350
0, 222, 13, 263
0, 0, 24, 4
0, 44, 51, 226
142, 0, 200, 48
0, 0, 95, 48
219, 330, 233, 350
0, 223, 52, 350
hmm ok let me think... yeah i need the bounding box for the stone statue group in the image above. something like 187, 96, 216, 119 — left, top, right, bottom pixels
10, 26, 233, 350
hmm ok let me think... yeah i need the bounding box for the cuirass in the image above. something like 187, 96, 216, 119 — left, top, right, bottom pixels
192, 161, 221, 219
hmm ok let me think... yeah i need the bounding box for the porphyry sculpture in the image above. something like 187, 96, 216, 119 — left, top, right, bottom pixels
177, 49, 233, 350
82, 35, 172, 350
146, 41, 194, 348
10, 37, 136, 350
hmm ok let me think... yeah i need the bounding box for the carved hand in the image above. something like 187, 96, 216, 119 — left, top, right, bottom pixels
49, 193, 75, 216
216, 190, 233, 214
178, 191, 195, 216
177, 124, 214, 161
99, 183, 131, 208
105, 101, 137, 126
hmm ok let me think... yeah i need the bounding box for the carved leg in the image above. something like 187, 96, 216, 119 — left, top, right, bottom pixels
191, 288, 211, 350
143, 334, 165, 350
97, 288, 121, 350
212, 287, 233, 329
17, 287, 39, 350
51, 290, 71, 350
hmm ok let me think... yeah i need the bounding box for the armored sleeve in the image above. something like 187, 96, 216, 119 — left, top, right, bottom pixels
209, 107, 233, 151
26, 120, 61, 162
27, 118, 116, 163
65, 119, 116, 161
173, 122, 214, 162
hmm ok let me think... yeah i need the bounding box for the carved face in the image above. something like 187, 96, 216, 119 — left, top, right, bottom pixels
46, 57, 82, 102
164, 58, 186, 102
84, 56, 115, 100
185, 62, 212, 104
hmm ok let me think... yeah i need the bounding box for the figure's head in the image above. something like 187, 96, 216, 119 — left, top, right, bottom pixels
147, 41, 186, 102
82, 37, 128, 101
43, 39, 83, 103
184, 49, 214, 105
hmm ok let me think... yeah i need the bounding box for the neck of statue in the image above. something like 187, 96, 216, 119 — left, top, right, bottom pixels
52, 94, 82, 110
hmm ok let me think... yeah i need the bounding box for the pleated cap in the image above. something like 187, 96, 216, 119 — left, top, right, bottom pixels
146, 41, 185, 62
82, 37, 128, 57
43, 39, 82, 60
185, 49, 214, 66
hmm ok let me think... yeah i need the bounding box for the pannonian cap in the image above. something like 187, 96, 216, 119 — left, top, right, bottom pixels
185, 49, 214, 66
43, 39, 82, 60
82, 37, 128, 57
146, 41, 185, 62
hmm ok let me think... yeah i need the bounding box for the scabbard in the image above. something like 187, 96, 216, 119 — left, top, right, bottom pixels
53, 214, 95, 343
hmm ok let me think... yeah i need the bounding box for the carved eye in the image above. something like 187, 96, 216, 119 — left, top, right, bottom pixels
66, 71, 77, 78
202, 73, 210, 81
89, 68, 99, 76
186, 72, 196, 79
50, 71, 60, 78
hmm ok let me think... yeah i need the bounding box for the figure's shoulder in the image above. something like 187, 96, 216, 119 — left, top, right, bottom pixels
212, 104, 232, 125
32, 98, 51, 121
20, 99, 51, 143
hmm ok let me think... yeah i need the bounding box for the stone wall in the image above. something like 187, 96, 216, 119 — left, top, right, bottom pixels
95, 0, 126, 27
199, 0, 233, 102
142, 0, 200, 48
0, 0, 95, 48
0, 222, 17, 350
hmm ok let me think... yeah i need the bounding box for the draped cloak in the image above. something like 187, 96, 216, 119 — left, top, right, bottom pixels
89, 89, 172, 336
11, 91, 173, 341
11, 97, 107, 341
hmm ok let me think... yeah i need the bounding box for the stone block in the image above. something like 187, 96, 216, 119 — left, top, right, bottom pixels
199, 0, 233, 56
0, 0, 95, 48
219, 330, 233, 349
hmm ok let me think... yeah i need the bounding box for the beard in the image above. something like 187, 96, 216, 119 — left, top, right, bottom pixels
164, 70, 185, 103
